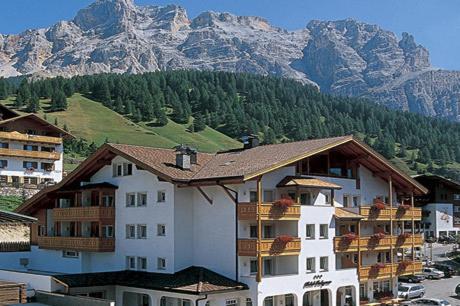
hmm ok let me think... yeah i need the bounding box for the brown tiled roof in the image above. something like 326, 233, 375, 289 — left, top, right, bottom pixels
108, 144, 215, 181
277, 176, 342, 189
0, 114, 73, 139
54, 266, 248, 295
334, 207, 363, 220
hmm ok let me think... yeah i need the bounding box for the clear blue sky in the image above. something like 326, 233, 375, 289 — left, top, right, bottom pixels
1, 0, 460, 70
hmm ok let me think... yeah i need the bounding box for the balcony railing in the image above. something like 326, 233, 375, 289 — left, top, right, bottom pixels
359, 206, 422, 221
0, 131, 61, 145
238, 238, 301, 256
359, 261, 423, 281
0, 148, 60, 160
37, 236, 115, 252
52, 207, 115, 222
334, 234, 423, 252
237, 202, 301, 221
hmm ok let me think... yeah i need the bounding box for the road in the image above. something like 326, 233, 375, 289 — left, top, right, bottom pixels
416, 243, 460, 305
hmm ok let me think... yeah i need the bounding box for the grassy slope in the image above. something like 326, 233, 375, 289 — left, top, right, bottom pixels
1, 94, 241, 153
0, 196, 23, 212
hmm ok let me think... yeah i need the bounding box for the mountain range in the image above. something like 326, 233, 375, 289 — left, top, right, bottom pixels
0, 0, 459, 120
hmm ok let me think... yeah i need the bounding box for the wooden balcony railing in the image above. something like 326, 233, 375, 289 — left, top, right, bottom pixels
0, 131, 61, 145
238, 238, 301, 256
52, 207, 115, 222
237, 202, 301, 221
0, 148, 60, 160
334, 234, 423, 252
359, 206, 422, 221
37, 236, 115, 252
359, 261, 423, 281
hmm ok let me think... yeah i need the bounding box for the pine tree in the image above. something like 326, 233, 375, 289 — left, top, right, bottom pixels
50, 90, 67, 111
193, 114, 206, 132
26, 93, 40, 113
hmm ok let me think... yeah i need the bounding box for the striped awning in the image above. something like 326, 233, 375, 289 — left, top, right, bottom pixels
277, 176, 342, 190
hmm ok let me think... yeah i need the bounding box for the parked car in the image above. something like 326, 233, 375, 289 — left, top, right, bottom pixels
398, 274, 426, 283
422, 267, 444, 279
455, 283, 460, 296
401, 298, 451, 306
425, 237, 436, 243
398, 284, 425, 300
432, 263, 455, 277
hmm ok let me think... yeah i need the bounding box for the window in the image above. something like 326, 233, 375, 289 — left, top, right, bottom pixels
137, 257, 147, 271
137, 225, 147, 239
263, 258, 273, 275
23, 161, 38, 169
246, 298, 253, 306
157, 224, 166, 236
40, 146, 55, 152
0, 143, 8, 149
126, 193, 136, 207
306, 224, 315, 239
123, 163, 133, 176
102, 225, 113, 238
157, 190, 166, 203
359, 284, 367, 298
113, 163, 123, 177
41, 162, 54, 171
0, 160, 7, 169
352, 196, 360, 207
157, 257, 166, 270
226, 299, 238, 306
250, 259, 258, 274
62, 250, 79, 258
126, 224, 136, 239
306, 257, 315, 273
263, 225, 273, 238
24, 177, 38, 185
249, 225, 258, 238
455, 194, 460, 201
324, 192, 331, 204
263, 190, 274, 202
249, 191, 257, 202
102, 195, 114, 207
319, 224, 328, 239
320, 256, 328, 271
300, 192, 312, 205
285, 295, 294, 306
264, 297, 274, 306
23, 145, 38, 151
126, 256, 136, 270
137, 193, 147, 206
343, 195, 350, 207
382, 280, 390, 292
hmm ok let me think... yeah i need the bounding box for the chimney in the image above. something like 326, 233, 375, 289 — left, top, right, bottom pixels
242, 134, 259, 149
175, 145, 197, 169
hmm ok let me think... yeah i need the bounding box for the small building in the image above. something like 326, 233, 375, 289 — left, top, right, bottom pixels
414, 174, 460, 239
0, 104, 72, 192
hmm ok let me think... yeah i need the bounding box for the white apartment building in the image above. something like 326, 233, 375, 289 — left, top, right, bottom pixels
1, 135, 427, 306
0, 105, 70, 187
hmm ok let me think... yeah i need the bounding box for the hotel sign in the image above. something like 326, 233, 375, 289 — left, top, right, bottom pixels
303, 275, 332, 288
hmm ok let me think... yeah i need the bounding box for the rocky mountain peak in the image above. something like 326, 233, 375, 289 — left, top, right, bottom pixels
73, 0, 136, 37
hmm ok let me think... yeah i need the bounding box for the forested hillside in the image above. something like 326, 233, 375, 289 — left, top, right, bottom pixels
1, 71, 460, 180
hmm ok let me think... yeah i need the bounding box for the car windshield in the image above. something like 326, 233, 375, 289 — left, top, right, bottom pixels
398, 286, 409, 292
440, 301, 449, 305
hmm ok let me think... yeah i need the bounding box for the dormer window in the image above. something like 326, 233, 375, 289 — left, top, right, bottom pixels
113, 162, 133, 177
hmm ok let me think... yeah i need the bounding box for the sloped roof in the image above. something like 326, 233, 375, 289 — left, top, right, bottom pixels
277, 176, 342, 189
334, 207, 363, 220
54, 266, 248, 295
0, 210, 36, 224
0, 114, 73, 139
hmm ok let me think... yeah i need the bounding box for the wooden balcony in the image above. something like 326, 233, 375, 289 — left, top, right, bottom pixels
359, 206, 422, 221
334, 234, 423, 252
238, 238, 301, 256
359, 261, 423, 281
52, 207, 115, 222
0, 131, 61, 145
237, 202, 301, 221
37, 236, 115, 252
0, 148, 60, 160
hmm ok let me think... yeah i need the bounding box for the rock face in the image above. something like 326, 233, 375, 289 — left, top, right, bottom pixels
0, 0, 459, 120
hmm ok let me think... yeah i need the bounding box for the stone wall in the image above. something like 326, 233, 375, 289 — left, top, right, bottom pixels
0, 187, 40, 199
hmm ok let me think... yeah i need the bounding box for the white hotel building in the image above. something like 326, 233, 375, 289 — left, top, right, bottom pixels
2, 135, 426, 306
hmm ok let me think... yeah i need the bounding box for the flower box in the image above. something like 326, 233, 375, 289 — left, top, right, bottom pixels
275, 235, 294, 244
398, 204, 411, 210
399, 232, 410, 239
372, 232, 385, 240
343, 233, 358, 242
372, 263, 385, 269
372, 199, 386, 210
274, 197, 294, 210
374, 291, 393, 300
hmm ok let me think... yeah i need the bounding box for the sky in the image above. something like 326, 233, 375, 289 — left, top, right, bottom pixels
1, 0, 460, 70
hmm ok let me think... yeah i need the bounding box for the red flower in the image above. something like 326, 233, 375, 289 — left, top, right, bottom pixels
372, 263, 385, 269
275, 235, 294, 244
274, 197, 294, 210
372, 232, 385, 239
343, 233, 358, 241
399, 232, 410, 239
398, 204, 411, 210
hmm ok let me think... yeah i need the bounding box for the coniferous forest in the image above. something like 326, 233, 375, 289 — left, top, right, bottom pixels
1, 71, 460, 180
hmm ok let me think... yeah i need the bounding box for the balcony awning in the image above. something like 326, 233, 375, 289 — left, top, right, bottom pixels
334, 207, 363, 220
277, 176, 342, 190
